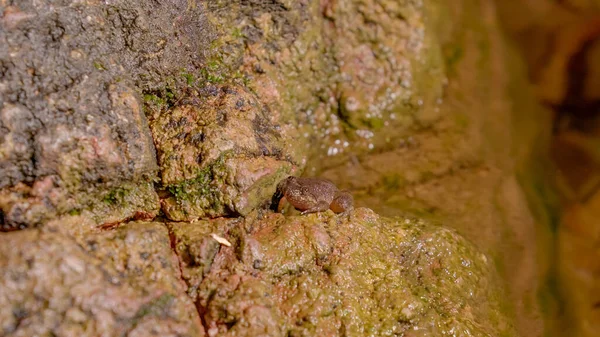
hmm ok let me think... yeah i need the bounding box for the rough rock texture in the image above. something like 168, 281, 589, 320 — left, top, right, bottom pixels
151, 84, 293, 221
0, 0, 551, 336
170, 208, 515, 337
0, 0, 193, 228
220, 0, 446, 170
316, 2, 550, 337
0, 220, 203, 336
0, 211, 516, 337
0, 0, 299, 226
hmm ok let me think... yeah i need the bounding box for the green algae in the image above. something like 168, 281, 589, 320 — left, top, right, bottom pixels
102, 188, 128, 205
190, 209, 516, 336
164, 152, 231, 217
143, 93, 166, 106
92, 60, 106, 71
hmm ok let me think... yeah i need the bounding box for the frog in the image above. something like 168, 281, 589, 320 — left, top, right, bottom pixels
274, 176, 354, 214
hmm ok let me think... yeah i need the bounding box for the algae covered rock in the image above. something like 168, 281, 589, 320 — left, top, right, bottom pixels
215, 0, 446, 172
0, 210, 516, 337
0, 66, 159, 228
324, 0, 445, 149
151, 84, 294, 221
0, 0, 197, 228
0, 0, 539, 336
170, 209, 515, 337
0, 220, 203, 336
0, 0, 298, 227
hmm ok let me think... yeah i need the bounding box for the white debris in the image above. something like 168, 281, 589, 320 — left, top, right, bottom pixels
211, 233, 232, 247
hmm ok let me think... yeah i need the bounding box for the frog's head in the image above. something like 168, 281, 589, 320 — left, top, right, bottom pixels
270, 175, 296, 211
277, 175, 298, 191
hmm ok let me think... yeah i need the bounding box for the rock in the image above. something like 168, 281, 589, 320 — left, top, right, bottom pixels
216, 0, 447, 172
170, 209, 515, 337
151, 84, 294, 221
316, 1, 551, 335
166, 218, 237, 303
0, 1, 198, 228
0, 0, 546, 336
0, 220, 204, 336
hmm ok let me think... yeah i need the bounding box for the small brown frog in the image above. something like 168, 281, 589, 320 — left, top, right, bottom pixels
275, 176, 354, 214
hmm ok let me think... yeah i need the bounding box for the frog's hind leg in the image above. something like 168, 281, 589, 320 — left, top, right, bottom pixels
300, 200, 331, 215
330, 190, 354, 214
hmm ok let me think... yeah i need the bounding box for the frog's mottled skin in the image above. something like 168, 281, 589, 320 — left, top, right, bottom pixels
277, 176, 354, 214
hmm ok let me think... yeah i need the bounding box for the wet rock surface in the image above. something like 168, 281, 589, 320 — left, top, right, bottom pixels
152, 84, 293, 221
317, 1, 549, 335
0, 211, 515, 337
0, 0, 210, 228
0, 0, 549, 336
223, 0, 446, 170
170, 209, 515, 337
0, 220, 203, 336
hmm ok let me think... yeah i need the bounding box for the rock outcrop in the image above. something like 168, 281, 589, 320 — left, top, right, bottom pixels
0, 0, 551, 336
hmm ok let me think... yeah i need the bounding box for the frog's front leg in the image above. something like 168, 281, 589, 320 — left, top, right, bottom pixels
300, 200, 331, 215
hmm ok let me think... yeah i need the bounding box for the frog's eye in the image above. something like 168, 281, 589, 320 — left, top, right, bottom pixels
300, 185, 312, 194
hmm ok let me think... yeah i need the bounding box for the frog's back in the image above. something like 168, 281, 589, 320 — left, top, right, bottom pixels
297, 177, 337, 199
281, 176, 337, 210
